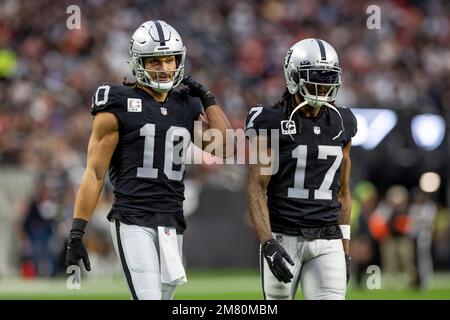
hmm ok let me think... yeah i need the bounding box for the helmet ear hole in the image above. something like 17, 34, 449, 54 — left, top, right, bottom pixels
175, 55, 182, 68
290, 70, 299, 84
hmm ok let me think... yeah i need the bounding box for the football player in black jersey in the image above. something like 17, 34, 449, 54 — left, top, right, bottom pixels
65, 20, 232, 300
246, 39, 357, 300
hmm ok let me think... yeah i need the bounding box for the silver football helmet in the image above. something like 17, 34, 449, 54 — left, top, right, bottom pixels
284, 39, 344, 140
284, 38, 341, 108
129, 20, 186, 92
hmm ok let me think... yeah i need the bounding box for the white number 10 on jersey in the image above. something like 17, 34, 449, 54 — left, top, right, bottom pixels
137, 123, 191, 181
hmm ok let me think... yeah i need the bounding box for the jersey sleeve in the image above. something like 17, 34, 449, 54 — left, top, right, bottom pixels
244, 105, 272, 135
90, 84, 123, 123
191, 97, 203, 120
178, 89, 204, 120
341, 106, 357, 145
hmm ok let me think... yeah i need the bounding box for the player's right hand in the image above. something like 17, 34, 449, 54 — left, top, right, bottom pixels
261, 239, 294, 283
66, 236, 91, 271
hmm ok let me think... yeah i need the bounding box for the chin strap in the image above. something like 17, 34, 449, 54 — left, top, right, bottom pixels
288, 101, 344, 141
288, 100, 308, 141
323, 102, 344, 140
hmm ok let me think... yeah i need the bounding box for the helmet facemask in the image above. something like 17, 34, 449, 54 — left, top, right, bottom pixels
130, 49, 186, 92
294, 65, 341, 108
287, 66, 345, 141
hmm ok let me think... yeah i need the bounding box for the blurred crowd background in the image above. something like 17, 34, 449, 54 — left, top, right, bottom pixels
0, 0, 449, 291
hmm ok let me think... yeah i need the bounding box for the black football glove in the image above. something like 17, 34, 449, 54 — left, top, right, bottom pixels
65, 218, 91, 272
181, 76, 216, 108
261, 239, 294, 283
345, 255, 351, 284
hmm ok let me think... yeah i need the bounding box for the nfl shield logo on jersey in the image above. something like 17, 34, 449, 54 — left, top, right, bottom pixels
160, 107, 168, 115
314, 126, 321, 135
281, 120, 297, 135
164, 227, 171, 236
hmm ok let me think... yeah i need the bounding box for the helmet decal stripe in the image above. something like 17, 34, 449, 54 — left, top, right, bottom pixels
153, 21, 166, 46
315, 39, 326, 61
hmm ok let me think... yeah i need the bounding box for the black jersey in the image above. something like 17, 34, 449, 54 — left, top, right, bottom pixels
91, 84, 203, 233
245, 103, 357, 238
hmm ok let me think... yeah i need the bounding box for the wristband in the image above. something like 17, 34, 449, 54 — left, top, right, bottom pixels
339, 224, 351, 240
70, 218, 88, 239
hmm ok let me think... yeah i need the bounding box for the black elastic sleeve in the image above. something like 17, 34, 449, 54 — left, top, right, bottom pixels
343, 107, 358, 145
244, 105, 267, 136
192, 97, 204, 120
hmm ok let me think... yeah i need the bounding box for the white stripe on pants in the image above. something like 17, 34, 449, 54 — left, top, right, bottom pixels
110, 220, 183, 300
261, 233, 347, 300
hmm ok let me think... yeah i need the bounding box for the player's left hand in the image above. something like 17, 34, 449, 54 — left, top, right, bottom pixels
65, 218, 91, 272
345, 255, 351, 284
182, 76, 216, 108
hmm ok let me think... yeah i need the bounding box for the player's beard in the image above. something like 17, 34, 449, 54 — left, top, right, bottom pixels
144, 70, 175, 92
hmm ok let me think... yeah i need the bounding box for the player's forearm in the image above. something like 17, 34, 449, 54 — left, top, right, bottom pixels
338, 146, 352, 255
247, 181, 273, 243
338, 192, 352, 255
205, 105, 234, 158
73, 169, 105, 222
338, 193, 351, 225
205, 105, 232, 130
338, 143, 352, 225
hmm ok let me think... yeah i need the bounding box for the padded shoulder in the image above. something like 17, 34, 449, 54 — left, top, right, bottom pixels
338, 106, 358, 144
244, 104, 281, 132
91, 84, 133, 115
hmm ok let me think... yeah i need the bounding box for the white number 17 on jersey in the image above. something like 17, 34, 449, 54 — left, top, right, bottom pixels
288, 145, 343, 200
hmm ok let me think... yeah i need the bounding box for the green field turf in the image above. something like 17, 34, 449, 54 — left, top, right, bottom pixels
1, 270, 449, 300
